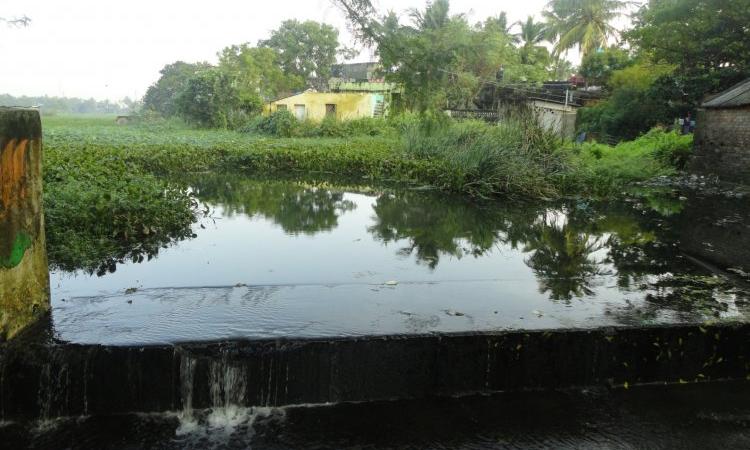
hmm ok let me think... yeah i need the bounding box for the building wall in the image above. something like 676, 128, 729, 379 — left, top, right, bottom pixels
267, 93, 377, 121
532, 100, 578, 139
691, 106, 750, 184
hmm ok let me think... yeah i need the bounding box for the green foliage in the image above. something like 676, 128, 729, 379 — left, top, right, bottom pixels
565, 128, 693, 195
243, 110, 299, 137
40, 116, 689, 274
241, 110, 397, 138
579, 46, 633, 86
259, 20, 347, 90
338, 0, 522, 111
627, 0, 750, 106
176, 68, 244, 129
544, 0, 629, 57
608, 62, 674, 91
402, 117, 568, 198
217, 45, 303, 104
142, 61, 211, 117
577, 60, 675, 141
41, 115, 451, 189
43, 132, 200, 274
514, 16, 550, 66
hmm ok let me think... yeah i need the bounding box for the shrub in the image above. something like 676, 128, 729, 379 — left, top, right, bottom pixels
564, 128, 693, 195
402, 116, 567, 198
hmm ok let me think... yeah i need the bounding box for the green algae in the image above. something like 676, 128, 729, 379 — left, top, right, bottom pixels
0, 232, 32, 269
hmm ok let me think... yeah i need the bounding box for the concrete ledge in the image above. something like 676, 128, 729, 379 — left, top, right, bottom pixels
1, 323, 749, 421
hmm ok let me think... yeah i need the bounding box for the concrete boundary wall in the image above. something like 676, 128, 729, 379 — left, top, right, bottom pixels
1, 323, 748, 421
0, 108, 49, 341
692, 106, 750, 184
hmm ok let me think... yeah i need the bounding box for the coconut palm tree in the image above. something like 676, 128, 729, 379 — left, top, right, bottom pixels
543, 0, 628, 58
409, 0, 452, 31
514, 16, 549, 64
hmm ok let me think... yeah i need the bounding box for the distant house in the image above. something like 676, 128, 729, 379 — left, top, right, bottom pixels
265, 62, 402, 121
691, 79, 750, 184
492, 82, 590, 139
266, 92, 388, 121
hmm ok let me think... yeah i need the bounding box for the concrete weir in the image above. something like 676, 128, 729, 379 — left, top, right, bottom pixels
0, 108, 50, 341
1, 322, 748, 422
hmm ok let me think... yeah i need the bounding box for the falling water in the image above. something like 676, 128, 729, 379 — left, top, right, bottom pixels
175, 349, 275, 446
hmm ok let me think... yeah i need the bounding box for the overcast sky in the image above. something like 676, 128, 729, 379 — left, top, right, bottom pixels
1, 0, 559, 101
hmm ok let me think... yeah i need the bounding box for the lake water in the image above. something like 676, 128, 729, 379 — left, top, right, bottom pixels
49, 175, 750, 345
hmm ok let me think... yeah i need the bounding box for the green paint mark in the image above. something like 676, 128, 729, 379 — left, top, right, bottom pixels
1, 232, 32, 269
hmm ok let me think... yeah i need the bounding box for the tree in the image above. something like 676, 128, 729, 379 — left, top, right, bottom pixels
579, 46, 632, 86
481, 12, 514, 39
514, 16, 548, 64
259, 20, 348, 91
626, 0, 750, 105
142, 61, 211, 117
337, 0, 518, 111
175, 68, 242, 128
544, 0, 629, 58
218, 44, 303, 111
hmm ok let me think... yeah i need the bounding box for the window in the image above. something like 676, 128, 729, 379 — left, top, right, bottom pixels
325, 104, 337, 118
276, 104, 287, 111
294, 104, 306, 120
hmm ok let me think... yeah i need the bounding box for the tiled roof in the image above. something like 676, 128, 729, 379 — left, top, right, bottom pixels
702, 79, 750, 108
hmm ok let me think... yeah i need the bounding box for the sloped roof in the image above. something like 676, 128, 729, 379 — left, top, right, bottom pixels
702, 78, 750, 108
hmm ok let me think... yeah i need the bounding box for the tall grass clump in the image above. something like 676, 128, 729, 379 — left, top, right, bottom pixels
565, 128, 693, 195
403, 115, 568, 198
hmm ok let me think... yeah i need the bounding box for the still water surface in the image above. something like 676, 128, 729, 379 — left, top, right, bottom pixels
49, 176, 750, 344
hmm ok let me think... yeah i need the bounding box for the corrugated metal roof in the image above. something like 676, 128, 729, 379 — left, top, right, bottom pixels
702, 78, 750, 108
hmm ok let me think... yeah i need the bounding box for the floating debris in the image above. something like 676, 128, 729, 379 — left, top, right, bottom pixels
444, 309, 465, 317
384, 280, 399, 286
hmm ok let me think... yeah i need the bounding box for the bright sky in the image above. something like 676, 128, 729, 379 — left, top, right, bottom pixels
0, 0, 559, 101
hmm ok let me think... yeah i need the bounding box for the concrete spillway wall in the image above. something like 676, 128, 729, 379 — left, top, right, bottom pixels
0, 108, 49, 341
1, 323, 748, 422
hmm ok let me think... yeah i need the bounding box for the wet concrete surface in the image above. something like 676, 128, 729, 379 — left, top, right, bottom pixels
2, 381, 749, 449
2, 322, 748, 422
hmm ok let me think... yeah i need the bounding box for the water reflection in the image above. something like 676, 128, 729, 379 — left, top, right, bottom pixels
368, 190, 512, 269
191, 177, 356, 235
51, 175, 750, 327
521, 210, 606, 302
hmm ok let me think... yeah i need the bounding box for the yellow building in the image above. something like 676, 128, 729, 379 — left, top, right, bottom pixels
265, 92, 386, 121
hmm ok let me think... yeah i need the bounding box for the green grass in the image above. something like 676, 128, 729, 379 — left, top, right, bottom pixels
562, 128, 693, 195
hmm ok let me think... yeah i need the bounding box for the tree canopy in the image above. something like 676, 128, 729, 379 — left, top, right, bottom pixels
627, 0, 750, 102
544, 0, 629, 57
336, 0, 547, 111
142, 61, 211, 117
259, 20, 351, 91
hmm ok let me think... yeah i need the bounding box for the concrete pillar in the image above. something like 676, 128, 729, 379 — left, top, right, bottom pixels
0, 107, 49, 341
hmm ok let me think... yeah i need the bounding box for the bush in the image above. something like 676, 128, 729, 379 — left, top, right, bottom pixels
564, 128, 693, 195
43, 144, 200, 274
240, 111, 397, 138
402, 116, 567, 198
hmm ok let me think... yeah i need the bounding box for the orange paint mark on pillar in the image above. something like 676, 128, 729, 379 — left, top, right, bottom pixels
0, 138, 29, 216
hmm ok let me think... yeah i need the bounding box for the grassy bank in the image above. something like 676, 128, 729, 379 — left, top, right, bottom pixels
42, 115, 690, 272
